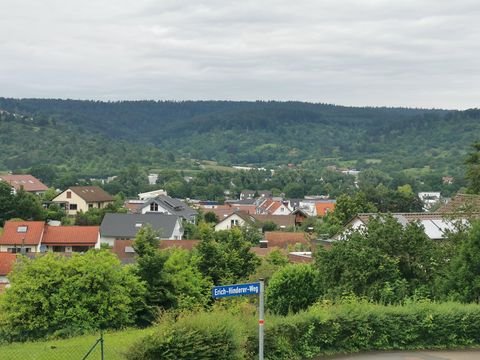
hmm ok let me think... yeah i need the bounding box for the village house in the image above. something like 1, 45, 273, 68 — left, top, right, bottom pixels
100, 213, 185, 262
51, 186, 114, 216
336, 212, 469, 241
256, 198, 292, 215
214, 212, 257, 231
214, 211, 297, 231
0, 174, 48, 195
224, 198, 258, 214
100, 213, 183, 244
0, 220, 100, 253
124, 195, 198, 224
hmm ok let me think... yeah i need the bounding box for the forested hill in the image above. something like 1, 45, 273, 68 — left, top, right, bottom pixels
0, 98, 478, 179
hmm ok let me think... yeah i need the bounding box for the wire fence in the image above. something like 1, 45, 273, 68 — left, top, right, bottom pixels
0, 331, 136, 360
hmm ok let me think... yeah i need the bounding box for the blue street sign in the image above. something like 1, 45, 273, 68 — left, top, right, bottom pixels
212, 282, 260, 299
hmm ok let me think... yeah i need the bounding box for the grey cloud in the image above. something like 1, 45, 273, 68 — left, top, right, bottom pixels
0, 0, 479, 108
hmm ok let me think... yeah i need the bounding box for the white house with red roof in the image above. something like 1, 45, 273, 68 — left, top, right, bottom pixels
0, 220, 100, 254
256, 198, 292, 215
0, 221, 45, 253
0, 174, 48, 195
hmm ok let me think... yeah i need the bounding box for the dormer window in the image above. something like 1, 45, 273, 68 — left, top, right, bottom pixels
150, 203, 159, 212
17, 225, 28, 233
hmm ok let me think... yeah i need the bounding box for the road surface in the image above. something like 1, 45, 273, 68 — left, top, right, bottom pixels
324, 350, 480, 360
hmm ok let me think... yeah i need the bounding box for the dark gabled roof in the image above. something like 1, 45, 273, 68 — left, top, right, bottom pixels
145, 195, 197, 219
225, 198, 257, 205
69, 186, 114, 202
100, 213, 179, 239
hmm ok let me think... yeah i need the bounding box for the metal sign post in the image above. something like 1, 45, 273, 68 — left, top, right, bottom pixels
212, 279, 265, 359
259, 278, 265, 360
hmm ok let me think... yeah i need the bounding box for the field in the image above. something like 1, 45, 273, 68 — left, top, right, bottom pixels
0, 328, 153, 360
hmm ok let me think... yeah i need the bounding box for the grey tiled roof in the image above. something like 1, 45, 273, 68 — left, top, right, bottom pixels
100, 213, 179, 238
144, 195, 197, 219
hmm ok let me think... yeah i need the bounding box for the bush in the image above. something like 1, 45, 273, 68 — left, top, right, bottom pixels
261, 301, 480, 359
0, 251, 147, 341
127, 301, 480, 360
266, 264, 320, 315
126, 311, 251, 360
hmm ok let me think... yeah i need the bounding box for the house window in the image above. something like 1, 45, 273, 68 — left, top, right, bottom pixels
230, 219, 239, 227
66, 191, 72, 199
69, 204, 78, 210
7, 247, 31, 253
88, 203, 93, 209
72, 246, 90, 253
17, 226, 28, 233
150, 203, 159, 212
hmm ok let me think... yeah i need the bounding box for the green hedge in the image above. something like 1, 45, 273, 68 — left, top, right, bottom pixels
125, 311, 253, 360
126, 302, 480, 360
260, 301, 480, 359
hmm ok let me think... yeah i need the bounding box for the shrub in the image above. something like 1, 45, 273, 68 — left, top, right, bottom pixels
261, 301, 480, 359
126, 311, 251, 360
266, 264, 320, 315
0, 251, 147, 341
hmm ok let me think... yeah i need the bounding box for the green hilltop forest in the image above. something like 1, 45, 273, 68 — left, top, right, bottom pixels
0, 98, 478, 185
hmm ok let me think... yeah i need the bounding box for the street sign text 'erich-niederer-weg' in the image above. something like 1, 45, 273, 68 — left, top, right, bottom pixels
212, 282, 260, 299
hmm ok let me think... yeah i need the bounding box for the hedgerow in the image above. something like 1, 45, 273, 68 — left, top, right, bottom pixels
127, 301, 480, 360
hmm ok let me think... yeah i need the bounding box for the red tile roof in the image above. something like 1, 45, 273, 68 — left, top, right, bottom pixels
316, 202, 336, 216
0, 174, 48, 193
159, 240, 200, 251
42, 226, 99, 245
0, 253, 17, 276
264, 231, 311, 249
252, 215, 296, 228
111, 239, 200, 261
0, 221, 44, 246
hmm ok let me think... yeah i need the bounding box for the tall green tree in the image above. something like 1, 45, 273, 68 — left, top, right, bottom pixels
315, 215, 441, 302
0, 181, 15, 225
442, 221, 480, 302
266, 264, 320, 315
196, 224, 260, 285
465, 142, 480, 194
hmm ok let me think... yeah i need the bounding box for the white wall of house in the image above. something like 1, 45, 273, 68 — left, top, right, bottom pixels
271, 204, 292, 215
52, 189, 88, 216
214, 214, 246, 231
100, 236, 117, 248
141, 202, 171, 215
0, 245, 38, 253
171, 219, 184, 240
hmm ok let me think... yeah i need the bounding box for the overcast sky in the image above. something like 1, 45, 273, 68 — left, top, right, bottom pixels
1, 0, 479, 109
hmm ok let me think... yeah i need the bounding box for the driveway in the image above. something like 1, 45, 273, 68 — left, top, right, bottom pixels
323, 350, 480, 360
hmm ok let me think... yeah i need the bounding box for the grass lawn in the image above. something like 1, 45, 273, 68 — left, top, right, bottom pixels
0, 327, 153, 360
